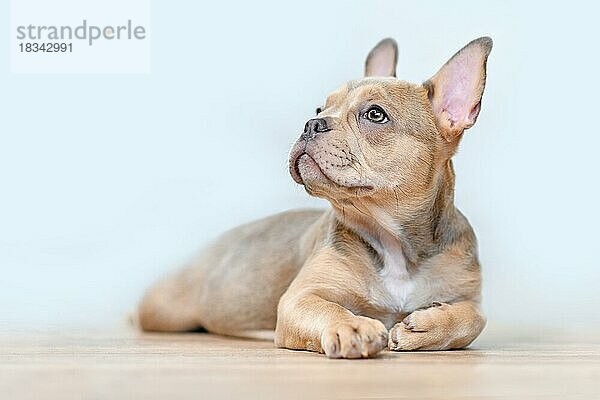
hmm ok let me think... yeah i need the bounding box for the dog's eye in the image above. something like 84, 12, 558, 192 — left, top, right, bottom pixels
363, 106, 389, 124
315, 107, 322, 115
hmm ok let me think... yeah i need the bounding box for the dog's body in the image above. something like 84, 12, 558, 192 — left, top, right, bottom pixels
139, 37, 492, 358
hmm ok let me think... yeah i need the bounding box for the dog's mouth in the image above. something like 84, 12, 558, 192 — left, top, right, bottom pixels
291, 153, 320, 184
291, 153, 310, 184
291, 152, 374, 193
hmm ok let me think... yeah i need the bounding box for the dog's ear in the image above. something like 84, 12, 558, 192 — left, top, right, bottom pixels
365, 38, 398, 77
425, 37, 492, 141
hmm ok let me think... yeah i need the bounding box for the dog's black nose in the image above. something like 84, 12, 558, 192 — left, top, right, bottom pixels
301, 118, 330, 140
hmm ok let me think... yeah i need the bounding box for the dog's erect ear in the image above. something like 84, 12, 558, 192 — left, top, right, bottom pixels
425, 37, 492, 141
365, 38, 398, 77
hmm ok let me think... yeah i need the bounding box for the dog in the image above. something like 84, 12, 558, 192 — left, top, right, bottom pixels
138, 37, 492, 359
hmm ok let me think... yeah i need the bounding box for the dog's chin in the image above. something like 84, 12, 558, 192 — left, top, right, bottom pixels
291, 153, 375, 197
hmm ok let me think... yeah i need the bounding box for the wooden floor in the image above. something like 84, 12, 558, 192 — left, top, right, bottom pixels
1, 326, 599, 400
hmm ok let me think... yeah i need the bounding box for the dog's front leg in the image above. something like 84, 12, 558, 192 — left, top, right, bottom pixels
388, 300, 486, 351
274, 252, 388, 359
275, 292, 388, 358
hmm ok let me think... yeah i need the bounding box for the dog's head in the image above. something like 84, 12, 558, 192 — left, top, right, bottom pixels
289, 37, 492, 203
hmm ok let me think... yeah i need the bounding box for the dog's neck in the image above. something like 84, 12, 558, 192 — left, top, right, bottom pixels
331, 160, 457, 269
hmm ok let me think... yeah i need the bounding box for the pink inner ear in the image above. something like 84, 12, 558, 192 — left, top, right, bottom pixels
369, 58, 393, 77
435, 46, 485, 128
366, 46, 396, 77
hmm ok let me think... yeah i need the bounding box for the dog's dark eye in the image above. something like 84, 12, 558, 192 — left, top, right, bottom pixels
363, 106, 389, 124
315, 107, 322, 115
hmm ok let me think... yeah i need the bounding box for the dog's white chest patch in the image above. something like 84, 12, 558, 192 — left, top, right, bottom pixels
377, 249, 415, 313
353, 213, 419, 317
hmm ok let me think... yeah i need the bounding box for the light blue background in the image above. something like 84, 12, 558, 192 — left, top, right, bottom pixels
1, 0, 598, 332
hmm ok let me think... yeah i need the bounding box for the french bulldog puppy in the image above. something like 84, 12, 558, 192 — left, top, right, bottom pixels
138, 37, 492, 359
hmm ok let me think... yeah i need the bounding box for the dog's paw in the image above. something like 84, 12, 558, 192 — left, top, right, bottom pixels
321, 316, 388, 359
388, 303, 450, 351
